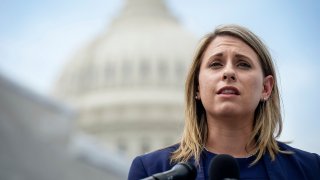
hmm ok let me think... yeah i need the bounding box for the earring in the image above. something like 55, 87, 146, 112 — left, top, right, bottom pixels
195, 93, 200, 100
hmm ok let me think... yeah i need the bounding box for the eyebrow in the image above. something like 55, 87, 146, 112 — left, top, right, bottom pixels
235, 54, 251, 60
206, 53, 223, 61
208, 53, 251, 60
210, 53, 223, 58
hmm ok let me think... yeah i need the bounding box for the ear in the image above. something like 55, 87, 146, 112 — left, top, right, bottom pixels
262, 75, 274, 100
195, 85, 201, 100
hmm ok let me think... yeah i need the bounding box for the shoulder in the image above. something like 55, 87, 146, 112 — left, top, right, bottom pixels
277, 141, 320, 163
275, 142, 320, 179
128, 144, 179, 180
138, 144, 179, 165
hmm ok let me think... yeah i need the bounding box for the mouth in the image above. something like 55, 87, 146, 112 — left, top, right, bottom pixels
217, 86, 240, 95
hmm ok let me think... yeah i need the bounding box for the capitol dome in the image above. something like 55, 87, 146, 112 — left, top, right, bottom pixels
54, 0, 197, 160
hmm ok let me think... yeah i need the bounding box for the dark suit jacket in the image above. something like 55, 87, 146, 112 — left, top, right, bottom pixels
128, 142, 320, 180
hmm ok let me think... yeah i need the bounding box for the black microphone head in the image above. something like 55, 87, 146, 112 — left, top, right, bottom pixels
150, 162, 197, 180
171, 162, 197, 180
209, 154, 240, 180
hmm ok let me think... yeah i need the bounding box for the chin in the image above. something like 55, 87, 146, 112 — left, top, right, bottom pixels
215, 106, 243, 117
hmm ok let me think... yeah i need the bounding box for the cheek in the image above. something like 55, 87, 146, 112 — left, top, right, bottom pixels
247, 77, 264, 101
198, 72, 217, 95
198, 79, 208, 96
198, 72, 205, 92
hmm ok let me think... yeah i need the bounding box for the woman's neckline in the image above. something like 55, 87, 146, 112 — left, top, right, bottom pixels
203, 146, 257, 159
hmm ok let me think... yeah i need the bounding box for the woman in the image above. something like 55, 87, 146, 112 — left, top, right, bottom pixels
128, 24, 320, 180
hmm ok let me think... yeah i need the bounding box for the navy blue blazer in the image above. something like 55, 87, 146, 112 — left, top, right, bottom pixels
128, 142, 320, 180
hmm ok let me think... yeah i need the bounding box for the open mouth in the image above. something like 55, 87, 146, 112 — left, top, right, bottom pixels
217, 86, 240, 95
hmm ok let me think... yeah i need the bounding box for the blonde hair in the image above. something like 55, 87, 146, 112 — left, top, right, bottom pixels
171, 24, 287, 165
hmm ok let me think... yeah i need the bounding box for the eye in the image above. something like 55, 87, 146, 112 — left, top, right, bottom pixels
237, 61, 251, 69
209, 61, 223, 69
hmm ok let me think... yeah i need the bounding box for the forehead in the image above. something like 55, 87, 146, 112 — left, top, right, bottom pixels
202, 35, 258, 61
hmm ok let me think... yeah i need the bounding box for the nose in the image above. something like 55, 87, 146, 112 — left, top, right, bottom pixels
223, 72, 236, 81
222, 67, 236, 81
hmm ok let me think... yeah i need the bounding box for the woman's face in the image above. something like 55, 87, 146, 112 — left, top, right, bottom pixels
197, 35, 273, 119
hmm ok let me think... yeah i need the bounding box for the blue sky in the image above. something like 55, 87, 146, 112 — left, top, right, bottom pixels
0, 0, 319, 153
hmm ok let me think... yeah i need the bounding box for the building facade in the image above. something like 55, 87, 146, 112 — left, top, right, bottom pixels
54, 0, 197, 161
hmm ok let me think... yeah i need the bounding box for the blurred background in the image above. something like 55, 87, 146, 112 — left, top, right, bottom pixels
0, 0, 319, 179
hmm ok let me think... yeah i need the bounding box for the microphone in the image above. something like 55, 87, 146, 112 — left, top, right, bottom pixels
209, 154, 240, 180
141, 162, 197, 180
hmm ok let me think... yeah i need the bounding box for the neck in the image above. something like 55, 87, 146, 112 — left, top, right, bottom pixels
205, 114, 255, 158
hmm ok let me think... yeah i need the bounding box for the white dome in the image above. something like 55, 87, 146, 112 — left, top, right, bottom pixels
55, 0, 197, 99
53, 0, 197, 159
